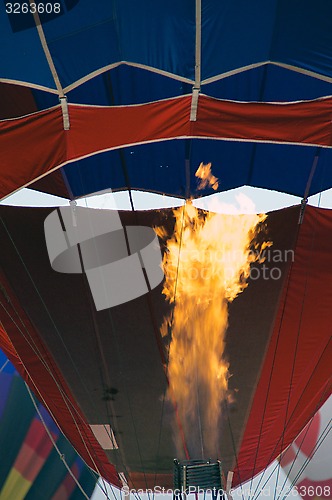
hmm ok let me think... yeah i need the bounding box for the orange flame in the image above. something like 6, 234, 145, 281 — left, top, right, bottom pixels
196, 162, 219, 191
156, 183, 267, 459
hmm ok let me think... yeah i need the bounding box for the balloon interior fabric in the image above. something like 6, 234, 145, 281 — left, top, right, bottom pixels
0, 349, 97, 499
0, 204, 331, 490
280, 396, 332, 500
2, 1, 332, 201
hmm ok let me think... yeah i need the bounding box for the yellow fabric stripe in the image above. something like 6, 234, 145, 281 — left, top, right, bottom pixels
0, 469, 32, 500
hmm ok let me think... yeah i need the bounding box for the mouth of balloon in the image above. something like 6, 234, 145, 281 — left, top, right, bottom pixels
0, 186, 307, 213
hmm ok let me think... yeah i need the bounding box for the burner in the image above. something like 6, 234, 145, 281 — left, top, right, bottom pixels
173, 459, 226, 500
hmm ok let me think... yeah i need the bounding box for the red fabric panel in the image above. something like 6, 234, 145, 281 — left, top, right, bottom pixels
233, 205, 332, 487
15, 442, 52, 481
24, 419, 57, 458
0, 97, 190, 200
0, 107, 67, 200
0, 319, 20, 363
193, 95, 332, 146
0, 270, 121, 488
51, 462, 80, 499
1, 95, 332, 200
52, 484, 70, 500
294, 410, 321, 458
66, 97, 191, 161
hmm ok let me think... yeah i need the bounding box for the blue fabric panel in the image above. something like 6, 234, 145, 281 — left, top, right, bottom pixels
3, 0, 332, 201
36, 404, 60, 436
44, 5, 121, 89
246, 143, 317, 197
204, 65, 332, 102
67, 66, 192, 106
262, 66, 332, 101
113, 0, 195, 80
0, 372, 14, 420
203, 66, 267, 102
3, 0, 332, 90
63, 150, 127, 197
32, 88, 59, 109
0, 3, 53, 88
201, 0, 276, 82
3, 0, 191, 89
30, 63, 332, 112
63, 138, 332, 200
191, 141, 332, 198
63, 141, 188, 198
243, 144, 332, 197
307, 148, 332, 196
0, 350, 16, 374
41, 0, 195, 89
271, 0, 332, 79
190, 139, 254, 196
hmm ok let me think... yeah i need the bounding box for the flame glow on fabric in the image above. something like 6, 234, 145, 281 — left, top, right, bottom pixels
156, 165, 267, 459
